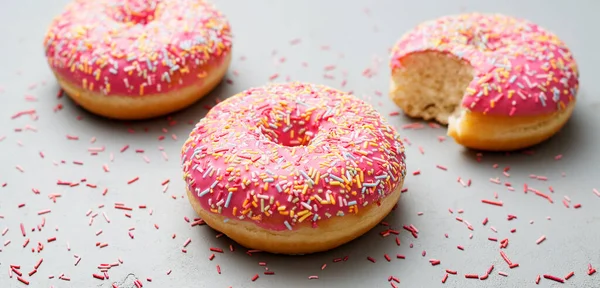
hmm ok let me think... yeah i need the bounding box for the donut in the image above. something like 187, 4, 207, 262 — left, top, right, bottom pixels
181, 82, 407, 254
43, 0, 232, 120
389, 13, 579, 151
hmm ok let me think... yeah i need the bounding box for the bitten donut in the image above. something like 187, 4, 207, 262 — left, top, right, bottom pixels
390, 13, 579, 151
181, 82, 407, 254
44, 0, 232, 120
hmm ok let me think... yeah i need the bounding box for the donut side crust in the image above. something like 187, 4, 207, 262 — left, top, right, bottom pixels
186, 183, 403, 255
55, 53, 231, 120
447, 102, 575, 151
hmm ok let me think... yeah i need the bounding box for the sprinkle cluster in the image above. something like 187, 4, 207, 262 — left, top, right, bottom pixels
181, 82, 407, 231
390, 13, 579, 116
44, 0, 232, 97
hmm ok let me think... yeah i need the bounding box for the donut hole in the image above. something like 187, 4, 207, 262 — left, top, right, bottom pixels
257, 107, 320, 147
105, 0, 160, 25
390, 51, 474, 124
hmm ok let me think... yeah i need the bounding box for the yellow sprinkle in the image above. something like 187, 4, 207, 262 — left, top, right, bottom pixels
330, 181, 341, 186
507, 90, 515, 99
298, 212, 312, 222
302, 184, 308, 195
341, 175, 350, 184
277, 206, 286, 211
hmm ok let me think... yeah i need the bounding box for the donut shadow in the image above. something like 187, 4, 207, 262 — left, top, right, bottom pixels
190, 198, 415, 281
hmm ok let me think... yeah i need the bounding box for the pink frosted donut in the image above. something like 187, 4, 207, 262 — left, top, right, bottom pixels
44, 0, 232, 120
389, 13, 579, 151
181, 82, 407, 254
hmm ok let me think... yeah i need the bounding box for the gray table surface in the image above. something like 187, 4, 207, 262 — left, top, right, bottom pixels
1, 0, 599, 287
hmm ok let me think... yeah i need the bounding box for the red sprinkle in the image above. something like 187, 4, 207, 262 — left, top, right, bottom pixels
34, 258, 43, 269
543, 274, 565, 283
500, 251, 513, 266
210, 247, 223, 253
183, 238, 191, 248
481, 199, 503, 206
127, 177, 139, 184
565, 271, 575, 280
17, 276, 30, 285
384, 254, 391, 262
535, 235, 546, 245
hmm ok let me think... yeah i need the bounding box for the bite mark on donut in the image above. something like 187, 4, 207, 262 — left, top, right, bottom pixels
390, 51, 473, 125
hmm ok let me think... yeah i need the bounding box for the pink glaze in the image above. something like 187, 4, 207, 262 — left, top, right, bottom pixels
390, 13, 579, 116
181, 82, 407, 231
44, 0, 232, 97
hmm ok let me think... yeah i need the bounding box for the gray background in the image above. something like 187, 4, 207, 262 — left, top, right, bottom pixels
1, 0, 599, 287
